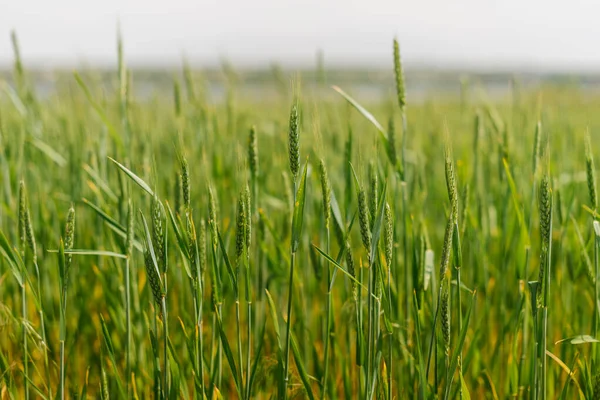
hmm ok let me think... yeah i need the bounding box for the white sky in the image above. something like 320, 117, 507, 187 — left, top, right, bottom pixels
1, 0, 599, 71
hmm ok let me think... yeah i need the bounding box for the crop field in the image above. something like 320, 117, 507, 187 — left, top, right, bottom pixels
2, 33, 600, 399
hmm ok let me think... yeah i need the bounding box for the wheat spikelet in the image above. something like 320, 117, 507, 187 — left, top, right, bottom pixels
444, 143, 458, 219
64, 205, 76, 281
384, 203, 393, 268
387, 117, 397, 166
244, 185, 251, 250
288, 103, 300, 179
208, 191, 222, 308
539, 175, 552, 245
187, 215, 198, 275
593, 373, 600, 400
151, 195, 166, 272
585, 131, 597, 211
440, 277, 451, 355
100, 365, 109, 400
357, 188, 372, 256
144, 247, 163, 304
235, 192, 246, 261
208, 186, 218, 246
537, 174, 552, 306
345, 241, 357, 301
19, 181, 37, 261
393, 39, 406, 110
439, 214, 453, 278
249, 125, 259, 180
174, 170, 182, 213
319, 159, 331, 230
181, 157, 190, 213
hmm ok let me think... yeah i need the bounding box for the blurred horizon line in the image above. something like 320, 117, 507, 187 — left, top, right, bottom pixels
2, 56, 600, 75
5, 0, 600, 75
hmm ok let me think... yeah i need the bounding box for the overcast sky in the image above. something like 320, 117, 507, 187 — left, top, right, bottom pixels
1, 0, 599, 71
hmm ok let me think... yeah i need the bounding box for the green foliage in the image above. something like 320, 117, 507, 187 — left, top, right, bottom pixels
1, 35, 599, 400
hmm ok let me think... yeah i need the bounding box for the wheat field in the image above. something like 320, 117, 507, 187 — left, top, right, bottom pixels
1, 33, 600, 399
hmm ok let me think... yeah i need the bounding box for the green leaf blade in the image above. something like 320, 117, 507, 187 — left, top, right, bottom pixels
291, 161, 309, 253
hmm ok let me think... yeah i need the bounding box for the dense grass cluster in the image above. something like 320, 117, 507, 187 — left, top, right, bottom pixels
3, 33, 600, 399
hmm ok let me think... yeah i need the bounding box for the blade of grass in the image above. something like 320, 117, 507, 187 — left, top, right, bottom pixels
290, 332, 316, 400
108, 157, 154, 197
444, 290, 477, 400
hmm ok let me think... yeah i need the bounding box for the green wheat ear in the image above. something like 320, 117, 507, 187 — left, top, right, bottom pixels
537, 174, 552, 307
151, 195, 166, 272
208, 190, 222, 308
208, 186, 219, 246
357, 188, 372, 256
235, 191, 247, 261
384, 203, 393, 269
100, 361, 110, 400
593, 373, 600, 400
288, 103, 300, 179
387, 117, 397, 166
538, 175, 552, 250
319, 159, 331, 230
174, 171, 182, 213
187, 215, 198, 276
244, 185, 251, 250
345, 241, 357, 301
64, 205, 76, 281
585, 130, 597, 212
439, 214, 454, 278
181, 157, 190, 213
393, 38, 406, 111
444, 141, 458, 219
144, 247, 163, 304
19, 181, 37, 261
249, 126, 259, 180
440, 277, 451, 355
